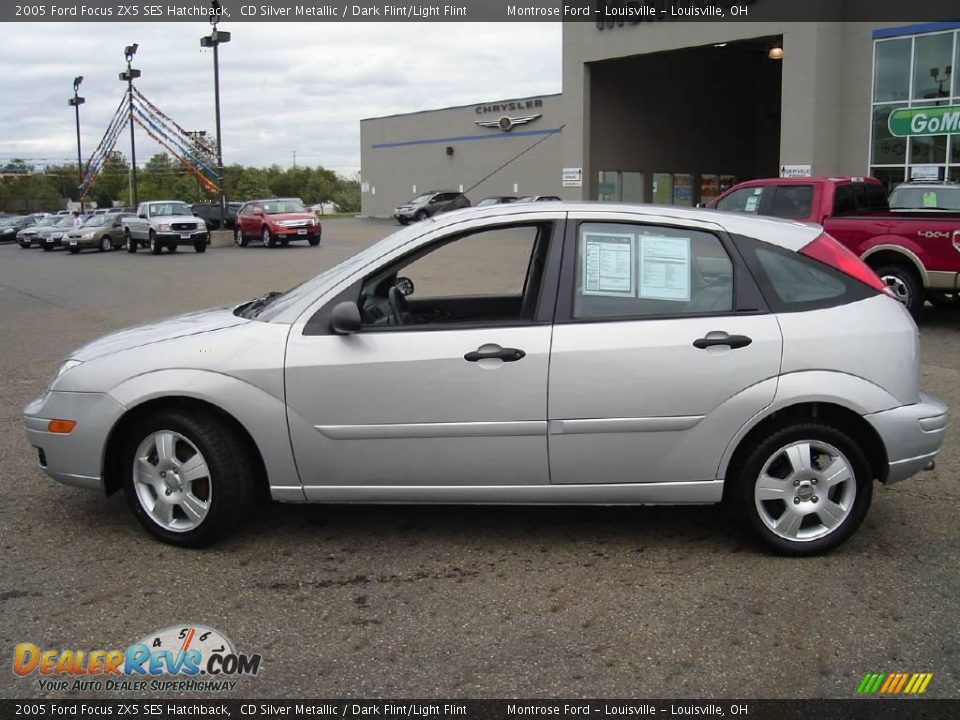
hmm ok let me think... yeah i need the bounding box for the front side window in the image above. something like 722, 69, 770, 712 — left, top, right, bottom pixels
715, 186, 764, 214
573, 223, 733, 319
357, 224, 550, 328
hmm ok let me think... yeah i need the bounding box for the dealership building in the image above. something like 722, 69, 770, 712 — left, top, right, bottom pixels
360, 17, 960, 217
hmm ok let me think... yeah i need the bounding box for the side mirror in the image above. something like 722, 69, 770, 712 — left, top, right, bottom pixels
253, 207, 264, 216
329, 301, 362, 335
138, 212, 147, 219
695, 202, 706, 209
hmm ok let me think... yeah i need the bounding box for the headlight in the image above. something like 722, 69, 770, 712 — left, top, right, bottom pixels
1, 228, 12, 234
50, 359, 83, 387
158, 223, 171, 231
81, 232, 95, 239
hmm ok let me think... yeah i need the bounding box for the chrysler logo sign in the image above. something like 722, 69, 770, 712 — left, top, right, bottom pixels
475, 114, 542, 132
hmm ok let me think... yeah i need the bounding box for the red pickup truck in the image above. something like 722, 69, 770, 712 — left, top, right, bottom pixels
708, 177, 960, 317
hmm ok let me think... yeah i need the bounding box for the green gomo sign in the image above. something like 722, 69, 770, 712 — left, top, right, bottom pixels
888, 105, 960, 137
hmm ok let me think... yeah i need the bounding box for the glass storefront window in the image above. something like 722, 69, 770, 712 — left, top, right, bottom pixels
912, 33, 954, 100
872, 104, 908, 164
909, 135, 949, 164
874, 38, 912, 102
951, 135, 960, 165
598, 171, 619, 201
870, 167, 906, 194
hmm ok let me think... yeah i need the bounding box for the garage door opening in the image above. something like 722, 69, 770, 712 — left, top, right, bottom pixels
589, 36, 783, 206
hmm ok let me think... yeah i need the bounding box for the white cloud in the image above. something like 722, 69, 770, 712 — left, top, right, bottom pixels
0, 21, 561, 175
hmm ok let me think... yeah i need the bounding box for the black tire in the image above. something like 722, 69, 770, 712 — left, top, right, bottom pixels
727, 422, 873, 556
414, 210, 428, 222
68, 247, 80, 254
168, 244, 178, 254
397, 217, 409, 226
99, 235, 113, 252
19, 241, 30, 249
234, 228, 248, 247
149, 232, 161, 255
927, 291, 960, 311
875, 264, 923, 319
262, 226, 276, 248
126, 229, 136, 253
308, 235, 321, 247
194, 240, 207, 253
42, 244, 51, 252
121, 408, 256, 547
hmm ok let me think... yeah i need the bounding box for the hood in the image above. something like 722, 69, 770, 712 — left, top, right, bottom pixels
155, 214, 202, 225
71, 306, 249, 362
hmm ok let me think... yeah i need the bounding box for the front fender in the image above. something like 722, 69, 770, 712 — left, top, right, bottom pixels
107, 368, 303, 496
715, 370, 902, 479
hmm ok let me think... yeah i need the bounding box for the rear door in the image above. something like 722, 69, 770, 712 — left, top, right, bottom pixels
547, 212, 783, 486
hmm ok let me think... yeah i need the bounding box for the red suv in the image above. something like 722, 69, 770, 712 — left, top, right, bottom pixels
234, 198, 321, 248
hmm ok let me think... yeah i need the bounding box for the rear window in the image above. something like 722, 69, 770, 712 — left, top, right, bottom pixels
834, 183, 890, 215
889, 186, 960, 210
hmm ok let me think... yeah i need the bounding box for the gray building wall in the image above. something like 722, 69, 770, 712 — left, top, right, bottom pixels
361, 94, 564, 217
561, 18, 911, 200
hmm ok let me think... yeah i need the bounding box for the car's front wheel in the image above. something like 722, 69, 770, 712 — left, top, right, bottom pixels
261, 226, 276, 248
99, 235, 113, 252
729, 422, 872, 556
149, 231, 161, 255
308, 235, 321, 247
122, 408, 256, 547
234, 227, 247, 247
126, 229, 136, 253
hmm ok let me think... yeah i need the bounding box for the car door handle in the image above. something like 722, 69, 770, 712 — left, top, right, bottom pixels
693, 332, 753, 350
464, 346, 526, 362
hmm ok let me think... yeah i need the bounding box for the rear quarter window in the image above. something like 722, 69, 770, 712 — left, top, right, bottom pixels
734, 236, 876, 313
769, 185, 813, 219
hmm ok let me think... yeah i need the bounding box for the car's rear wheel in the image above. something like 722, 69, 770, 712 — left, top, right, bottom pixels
126, 229, 136, 253
122, 409, 256, 547
729, 422, 872, 556
876, 264, 923, 318
99, 236, 113, 252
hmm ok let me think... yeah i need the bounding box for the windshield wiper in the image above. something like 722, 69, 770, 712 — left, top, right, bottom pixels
239, 291, 283, 318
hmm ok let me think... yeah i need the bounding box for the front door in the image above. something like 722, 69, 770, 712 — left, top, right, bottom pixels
284, 220, 561, 494
548, 216, 783, 485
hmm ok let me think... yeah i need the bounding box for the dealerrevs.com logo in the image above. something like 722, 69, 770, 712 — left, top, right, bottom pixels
13, 624, 262, 693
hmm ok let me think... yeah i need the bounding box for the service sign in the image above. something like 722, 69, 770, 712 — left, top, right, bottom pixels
780, 164, 812, 178
889, 105, 960, 137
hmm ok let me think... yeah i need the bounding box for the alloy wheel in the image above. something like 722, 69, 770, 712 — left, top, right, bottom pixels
132, 430, 212, 533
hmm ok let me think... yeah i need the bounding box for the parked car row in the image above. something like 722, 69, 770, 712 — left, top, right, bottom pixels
12, 197, 322, 255
393, 191, 561, 224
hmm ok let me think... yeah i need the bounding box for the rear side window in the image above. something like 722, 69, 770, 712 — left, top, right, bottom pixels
716, 186, 763, 214
736, 236, 875, 313
769, 186, 813, 219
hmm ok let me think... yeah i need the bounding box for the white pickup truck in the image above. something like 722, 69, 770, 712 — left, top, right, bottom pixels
123, 200, 210, 254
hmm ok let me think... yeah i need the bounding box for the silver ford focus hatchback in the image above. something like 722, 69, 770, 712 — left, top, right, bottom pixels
23, 204, 947, 554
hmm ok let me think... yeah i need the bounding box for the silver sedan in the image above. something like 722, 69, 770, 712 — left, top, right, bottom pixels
23, 204, 948, 554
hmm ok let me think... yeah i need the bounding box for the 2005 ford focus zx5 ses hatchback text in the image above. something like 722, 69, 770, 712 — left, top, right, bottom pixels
23, 204, 948, 554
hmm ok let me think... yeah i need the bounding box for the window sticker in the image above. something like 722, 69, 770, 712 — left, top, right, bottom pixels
922, 191, 938, 208
639, 236, 691, 302
581, 232, 635, 297
744, 195, 760, 212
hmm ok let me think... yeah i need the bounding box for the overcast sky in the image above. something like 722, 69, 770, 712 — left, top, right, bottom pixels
0, 22, 562, 177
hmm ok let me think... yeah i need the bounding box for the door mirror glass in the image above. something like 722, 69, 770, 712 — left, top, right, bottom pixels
138, 212, 147, 219
330, 301, 362, 335
253, 207, 264, 216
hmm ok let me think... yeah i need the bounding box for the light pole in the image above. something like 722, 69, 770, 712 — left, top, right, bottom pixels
119, 43, 141, 206
201, 0, 230, 229
68, 76, 85, 212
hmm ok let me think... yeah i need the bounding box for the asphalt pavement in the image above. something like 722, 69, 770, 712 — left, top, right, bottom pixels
0, 218, 958, 699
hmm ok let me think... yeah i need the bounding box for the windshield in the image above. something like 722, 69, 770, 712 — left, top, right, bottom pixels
57, 216, 76, 227
82, 215, 111, 227
408, 193, 433, 204
150, 202, 192, 217
262, 199, 306, 214
890, 187, 960, 211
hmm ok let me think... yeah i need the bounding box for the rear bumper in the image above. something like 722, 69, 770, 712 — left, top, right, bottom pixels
865, 392, 948, 484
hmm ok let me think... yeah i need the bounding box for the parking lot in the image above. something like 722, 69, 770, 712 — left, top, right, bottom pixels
1, 217, 958, 699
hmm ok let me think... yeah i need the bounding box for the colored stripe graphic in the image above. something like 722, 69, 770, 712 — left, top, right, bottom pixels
857, 672, 933, 694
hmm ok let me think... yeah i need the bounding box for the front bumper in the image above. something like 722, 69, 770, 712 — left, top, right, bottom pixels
23, 391, 126, 492
865, 392, 948, 484
155, 230, 209, 246
271, 227, 320, 240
